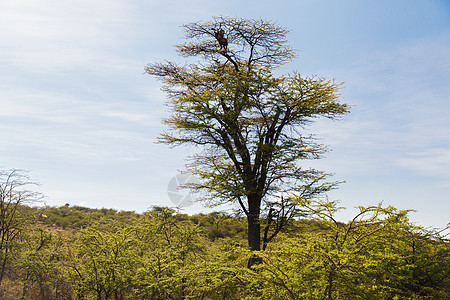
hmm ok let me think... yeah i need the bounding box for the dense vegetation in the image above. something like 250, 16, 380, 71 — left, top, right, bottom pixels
0, 202, 448, 299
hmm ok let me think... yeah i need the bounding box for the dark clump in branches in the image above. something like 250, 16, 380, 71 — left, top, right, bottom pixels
214, 29, 228, 49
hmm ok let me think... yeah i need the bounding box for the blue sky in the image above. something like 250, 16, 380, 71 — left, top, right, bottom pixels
1, 0, 449, 229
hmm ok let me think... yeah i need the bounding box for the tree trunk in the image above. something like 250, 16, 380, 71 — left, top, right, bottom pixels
247, 213, 260, 251
326, 270, 334, 300
0, 247, 9, 286
247, 194, 263, 268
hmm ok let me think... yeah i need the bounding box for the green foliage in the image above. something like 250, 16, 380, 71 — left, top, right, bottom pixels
236, 200, 450, 300
16, 227, 75, 299
34, 205, 138, 230
73, 227, 137, 299
190, 211, 247, 241
130, 207, 207, 299
0, 203, 447, 299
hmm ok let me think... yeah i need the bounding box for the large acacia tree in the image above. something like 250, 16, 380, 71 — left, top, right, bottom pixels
146, 17, 349, 256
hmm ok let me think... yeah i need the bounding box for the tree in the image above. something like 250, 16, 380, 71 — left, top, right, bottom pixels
389, 224, 450, 298
73, 228, 137, 300
0, 169, 42, 287
146, 16, 350, 259
131, 207, 207, 299
17, 227, 75, 299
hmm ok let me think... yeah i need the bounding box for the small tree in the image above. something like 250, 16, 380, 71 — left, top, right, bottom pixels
131, 207, 206, 299
73, 228, 137, 300
17, 228, 75, 299
147, 17, 349, 259
0, 169, 42, 286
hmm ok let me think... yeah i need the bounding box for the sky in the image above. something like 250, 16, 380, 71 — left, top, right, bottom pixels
1, 0, 449, 229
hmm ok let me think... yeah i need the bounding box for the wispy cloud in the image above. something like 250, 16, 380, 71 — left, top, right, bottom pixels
309, 33, 450, 178
395, 149, 450, 179
0, 0, 137, 72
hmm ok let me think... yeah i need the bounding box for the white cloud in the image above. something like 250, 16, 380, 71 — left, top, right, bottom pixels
0, 85, 163, 165
102, 111, 152, 123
